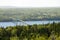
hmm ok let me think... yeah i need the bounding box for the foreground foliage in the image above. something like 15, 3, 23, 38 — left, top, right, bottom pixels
0, 22, 60, 40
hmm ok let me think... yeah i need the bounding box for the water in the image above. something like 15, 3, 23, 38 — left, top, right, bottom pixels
0, 21, 60, 28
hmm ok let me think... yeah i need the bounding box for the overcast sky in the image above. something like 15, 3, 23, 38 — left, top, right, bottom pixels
0, 0, 60, 7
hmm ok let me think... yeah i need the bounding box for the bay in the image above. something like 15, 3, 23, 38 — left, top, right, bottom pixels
0, 21, 60, 28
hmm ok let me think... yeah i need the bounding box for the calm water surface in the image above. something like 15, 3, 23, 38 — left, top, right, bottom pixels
0, 21, 60, 27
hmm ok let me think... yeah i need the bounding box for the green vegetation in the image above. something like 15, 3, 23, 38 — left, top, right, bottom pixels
0, 8, 60, 21
0, 22, 60, 40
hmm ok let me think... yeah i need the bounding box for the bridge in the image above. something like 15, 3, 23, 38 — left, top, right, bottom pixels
9, 17, 29, 26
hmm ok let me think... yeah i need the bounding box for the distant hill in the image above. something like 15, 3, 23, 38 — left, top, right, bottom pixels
0, 7, 60, 21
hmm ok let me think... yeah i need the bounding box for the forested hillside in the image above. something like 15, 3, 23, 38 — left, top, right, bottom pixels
0, 8, 60, 21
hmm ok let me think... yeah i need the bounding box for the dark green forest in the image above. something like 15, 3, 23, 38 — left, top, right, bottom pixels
0, 8, 60, 21
0, 22, 60, 40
